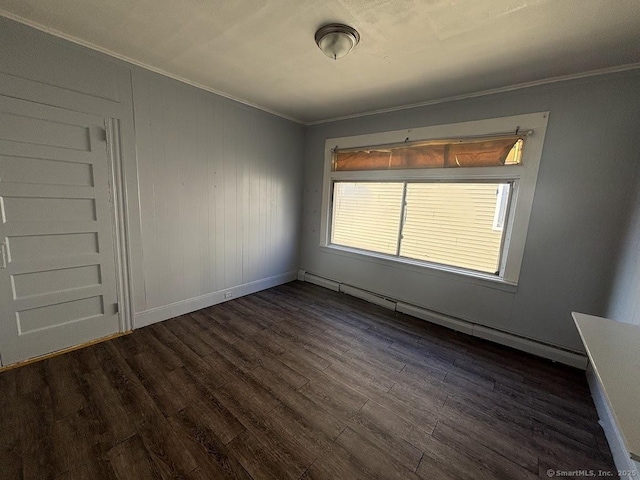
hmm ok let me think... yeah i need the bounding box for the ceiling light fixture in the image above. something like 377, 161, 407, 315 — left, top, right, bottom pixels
315, 23, 360, 60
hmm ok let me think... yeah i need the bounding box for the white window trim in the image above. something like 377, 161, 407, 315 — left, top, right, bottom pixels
319, 112, 550, 285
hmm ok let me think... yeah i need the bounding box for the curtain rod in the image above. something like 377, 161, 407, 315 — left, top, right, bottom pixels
333, 129, 534, 153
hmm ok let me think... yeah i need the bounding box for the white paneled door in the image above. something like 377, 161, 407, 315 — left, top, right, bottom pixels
0, 96, 121, 366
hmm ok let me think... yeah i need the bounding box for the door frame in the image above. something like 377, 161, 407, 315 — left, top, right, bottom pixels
106, 118, 133, 333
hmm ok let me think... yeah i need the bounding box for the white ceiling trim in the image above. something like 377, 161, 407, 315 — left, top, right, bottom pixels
1, 9, 639, 127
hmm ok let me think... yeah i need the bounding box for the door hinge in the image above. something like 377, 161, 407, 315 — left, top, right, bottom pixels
100, 127, 108, 142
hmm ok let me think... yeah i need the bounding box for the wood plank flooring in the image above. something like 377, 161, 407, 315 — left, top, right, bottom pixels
0, 281, 618, 479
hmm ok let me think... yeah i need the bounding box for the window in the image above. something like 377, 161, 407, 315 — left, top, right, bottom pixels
320, 113, 549, 284
331, 180, 512, 274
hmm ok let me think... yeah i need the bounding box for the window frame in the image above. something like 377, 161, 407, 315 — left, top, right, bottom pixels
319, 112, 550, 285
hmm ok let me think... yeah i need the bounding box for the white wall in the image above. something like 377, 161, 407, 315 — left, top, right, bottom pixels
301, 71, 640, 352
0, 17, 306, 330
2, 15, 639, 351
607, 164, 640, 325
132, 71, 305, 325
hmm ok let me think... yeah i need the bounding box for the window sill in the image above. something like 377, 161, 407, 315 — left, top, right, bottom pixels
318, 244, 519, 293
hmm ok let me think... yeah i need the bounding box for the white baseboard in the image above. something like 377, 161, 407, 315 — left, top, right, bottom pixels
299, 271, 587, 369
133, 270, 298, 329
586, 364, 640, 478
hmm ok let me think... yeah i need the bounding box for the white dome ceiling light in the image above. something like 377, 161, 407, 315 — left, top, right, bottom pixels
315, 23, 360, 60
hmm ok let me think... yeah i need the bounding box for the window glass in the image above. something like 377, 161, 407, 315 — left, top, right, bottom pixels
333, 137, 523, 171
331, 182, 403, 255
400, 183, 510, 274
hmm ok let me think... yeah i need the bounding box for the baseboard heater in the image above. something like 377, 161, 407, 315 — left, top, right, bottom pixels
297, 269, 587, 369
300, 271, 340, 291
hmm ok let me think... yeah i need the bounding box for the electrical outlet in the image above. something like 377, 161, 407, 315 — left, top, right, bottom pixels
224, 291, 233, 299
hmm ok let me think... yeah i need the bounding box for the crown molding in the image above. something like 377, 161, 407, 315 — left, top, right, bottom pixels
306, 62, 640, 125
1, 10, 639, 127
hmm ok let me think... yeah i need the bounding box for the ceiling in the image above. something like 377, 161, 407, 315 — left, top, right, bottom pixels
0, 0, 639, 124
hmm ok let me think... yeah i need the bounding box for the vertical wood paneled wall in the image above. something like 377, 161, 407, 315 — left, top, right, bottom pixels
132, 71, 305, 317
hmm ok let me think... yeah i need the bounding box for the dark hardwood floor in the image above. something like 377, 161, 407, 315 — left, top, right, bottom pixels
0, 281, 617, 479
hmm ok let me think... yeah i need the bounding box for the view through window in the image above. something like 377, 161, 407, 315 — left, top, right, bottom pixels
331, 181, 512, 274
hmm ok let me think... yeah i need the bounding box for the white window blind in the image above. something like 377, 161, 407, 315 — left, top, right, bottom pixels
400, 183, 509, 274
331, 182, 403, 255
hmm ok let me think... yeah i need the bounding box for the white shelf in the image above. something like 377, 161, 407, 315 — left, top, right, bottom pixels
573, 312, 640, 463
